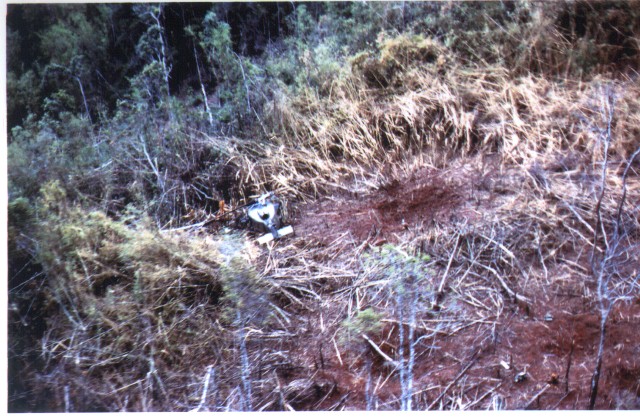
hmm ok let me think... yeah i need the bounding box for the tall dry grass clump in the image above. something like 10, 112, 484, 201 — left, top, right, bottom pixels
193, 2, 640, 206
228, 27, 639, 203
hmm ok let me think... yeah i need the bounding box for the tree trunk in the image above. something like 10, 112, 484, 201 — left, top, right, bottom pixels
588, 314, 608, 409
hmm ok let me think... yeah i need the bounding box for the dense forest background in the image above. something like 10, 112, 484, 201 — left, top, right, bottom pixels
7, 1, 640, 412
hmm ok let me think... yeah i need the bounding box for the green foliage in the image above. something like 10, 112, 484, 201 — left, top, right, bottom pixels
287, 4, 316, 43
127, 61, 171, 110
26, 193, 255, 410
8, 197, 35, 258
8, 109, 105, 201
8, 197, 33, 232
38, 179, 68, 216
132, 4, 171, 102
34, 181, 225, 306
195, 10, 265, 131
352, 33, 447, 88
38, 6, 109, 66
35, 182, 127, 283
323, 2, 411, 54
199, 11, 234, 79
34, 5, 110, 125
364, 244, 432, 287
259, 4, 352, 100
341, 307, 383, 342
7, 69, 39, 126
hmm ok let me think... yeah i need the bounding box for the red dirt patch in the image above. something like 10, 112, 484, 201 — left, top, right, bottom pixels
293, 167, 463, 245
269, 158, 640, 411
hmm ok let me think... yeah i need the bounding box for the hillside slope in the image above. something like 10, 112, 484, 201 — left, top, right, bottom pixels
7, 1, 640, 411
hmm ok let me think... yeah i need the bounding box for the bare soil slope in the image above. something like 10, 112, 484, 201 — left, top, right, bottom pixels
263, 156, 640, 410
295, 167, 463, 244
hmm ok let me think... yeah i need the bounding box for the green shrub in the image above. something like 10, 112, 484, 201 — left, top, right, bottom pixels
341, 307, 383, 342
352, 33, 447, 87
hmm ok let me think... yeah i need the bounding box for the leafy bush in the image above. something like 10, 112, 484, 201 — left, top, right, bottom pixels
362, 244, 433, 308
8, 110, 104, 201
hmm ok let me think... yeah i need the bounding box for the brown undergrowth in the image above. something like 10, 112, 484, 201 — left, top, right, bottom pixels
16, 27, 640, 411
224, 48, 640, 409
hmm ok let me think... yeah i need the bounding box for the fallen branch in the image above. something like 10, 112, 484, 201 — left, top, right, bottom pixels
362, 334, 397, 366
465, 382, 502, 410
428, 349, 479, 410
437, 233, 460, 295
475, 262, 530, 304
332, 337, 343, 367
478, 232, 529, 281
521, 384, 551, 410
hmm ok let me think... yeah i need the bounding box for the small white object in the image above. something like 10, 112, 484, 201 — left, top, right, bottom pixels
514, 371, 527, 383
500, 360, 511, 370
257, 225, 294, 244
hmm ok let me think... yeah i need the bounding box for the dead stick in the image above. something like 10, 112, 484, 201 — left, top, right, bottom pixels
273, 370, 286, 410
465, 383, 502, 410
549, 390, 573, 410
476, 262, 530, 303
362, 334, 397, 366
437, 233, 460, 295
428, 349, 479, 410
565, 339, 574, 393
522, 384, 551, 410
333, 337, 343, 367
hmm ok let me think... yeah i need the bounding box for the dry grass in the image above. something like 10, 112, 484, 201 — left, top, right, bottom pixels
185, 34, 640, 408
20, 19, 640, 411
222, 33, 640, 206
218, 47, 640, 408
